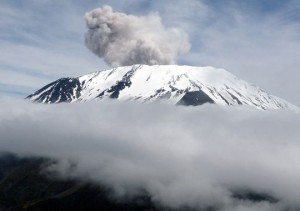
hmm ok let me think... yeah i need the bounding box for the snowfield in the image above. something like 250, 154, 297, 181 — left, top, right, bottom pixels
27, 64, 299, 111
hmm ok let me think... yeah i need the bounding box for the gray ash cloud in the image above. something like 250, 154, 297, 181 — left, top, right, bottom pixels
85, 6, 190, 67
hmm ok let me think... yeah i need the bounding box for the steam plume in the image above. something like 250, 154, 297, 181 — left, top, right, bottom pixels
85, 6, 190, 67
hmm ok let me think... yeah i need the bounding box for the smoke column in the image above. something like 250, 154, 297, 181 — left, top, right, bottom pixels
85, 6, 190, 67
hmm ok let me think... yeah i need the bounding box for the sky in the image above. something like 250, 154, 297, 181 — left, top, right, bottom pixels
1, 1, 300, 210
1, 0, 300, 105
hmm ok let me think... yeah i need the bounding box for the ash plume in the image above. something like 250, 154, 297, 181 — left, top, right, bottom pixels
84, 6, 190, 67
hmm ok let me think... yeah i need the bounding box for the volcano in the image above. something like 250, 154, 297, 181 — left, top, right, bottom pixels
27, 64, 298, 111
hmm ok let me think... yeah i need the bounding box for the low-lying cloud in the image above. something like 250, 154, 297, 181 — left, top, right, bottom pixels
85, 5, 190, 67
0, 99, 300, 211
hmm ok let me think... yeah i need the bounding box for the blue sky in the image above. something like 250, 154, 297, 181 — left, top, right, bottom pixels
1, 0, 300, 105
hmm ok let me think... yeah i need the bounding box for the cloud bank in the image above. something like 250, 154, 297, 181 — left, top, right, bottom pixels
0, 99, 300, 210
85, 5, 190, 67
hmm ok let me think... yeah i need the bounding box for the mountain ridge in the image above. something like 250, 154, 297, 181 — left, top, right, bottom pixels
26, 64, 299, 111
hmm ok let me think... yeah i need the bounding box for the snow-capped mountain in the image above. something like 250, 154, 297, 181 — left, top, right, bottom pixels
26, 64, 298, 111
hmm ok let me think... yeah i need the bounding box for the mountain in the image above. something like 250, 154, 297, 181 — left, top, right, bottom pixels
0, 154, 157, 211
26, 64, 298, 111
0, 153, 277, 211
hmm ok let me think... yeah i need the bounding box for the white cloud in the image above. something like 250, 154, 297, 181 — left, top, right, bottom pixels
0, 41, 104, 78
0, 99, 299, 210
